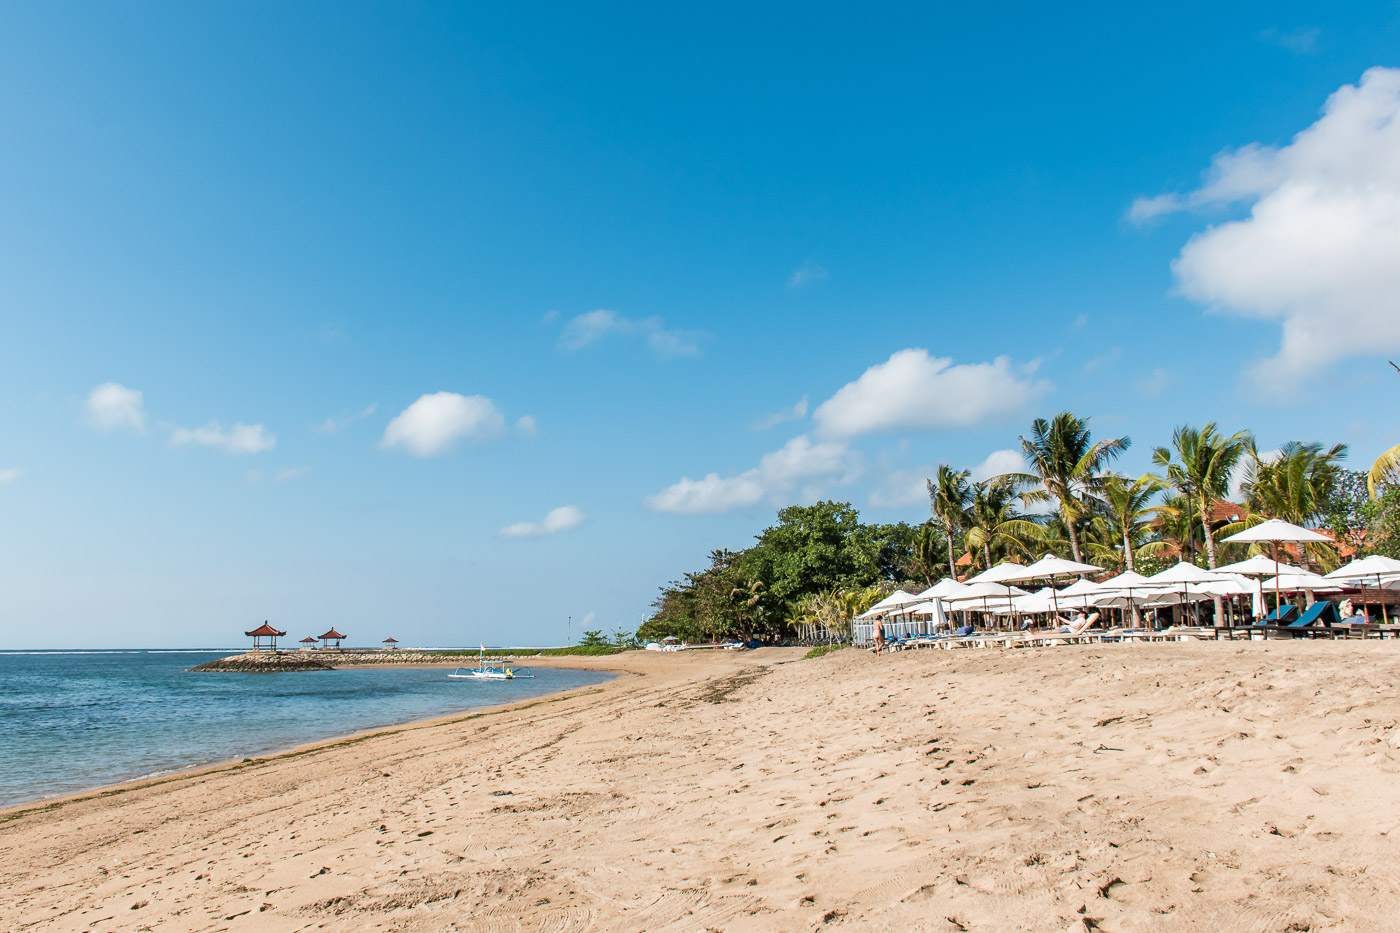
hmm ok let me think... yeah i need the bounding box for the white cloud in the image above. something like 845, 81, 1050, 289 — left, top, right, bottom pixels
85, 382, 146, 434
516, 414, 538, 437
171, 421, 275, 454
557, 309, 705, 358
1132, 68, 1400, 392
970, 449, 1025, 481
868, 449, 1023, 509
499, 505, 587, 538
749, 396, 809, 431
380, 392, 505, 456
1260, 26, 1320, 55
645, 435, 862, 514
581, 610, 597, 627
1134, 368, 1171, 398
312, 404, 376, 435
787, 263, 828, 288
0, 467, 22, 486
812, 348, 1050, 438
1082, 347, 1122, 373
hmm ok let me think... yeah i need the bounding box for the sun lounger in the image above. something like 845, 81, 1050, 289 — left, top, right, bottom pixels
1262, 605, 1299, 625
1259, 600, 1341, 639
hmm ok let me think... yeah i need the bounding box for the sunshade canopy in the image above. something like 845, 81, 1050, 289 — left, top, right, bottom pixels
1021, 554, 1102, 578
1147, 561, 1226, 585
1262, 571, 1341, 592
1213, 554, 1305, 576
1097, 569, 1153, 588
857, 589, 923, 618
916, 578, 971, 600
1326, 555, 1400, 580
1059, 577, 1103, 597
1222, 518, 1333, 544
948, 580, 1030, 600
965, 561, 1031, 585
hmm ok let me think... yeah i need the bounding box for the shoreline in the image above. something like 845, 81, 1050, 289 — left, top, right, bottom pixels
6, 642, 1400, 930
0, 654, 635, 822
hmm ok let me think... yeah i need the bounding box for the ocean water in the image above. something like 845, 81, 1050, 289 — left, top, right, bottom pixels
0, 650, 613, 809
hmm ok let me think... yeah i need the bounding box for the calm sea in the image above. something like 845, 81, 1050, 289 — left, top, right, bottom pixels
0, 650, 612, 810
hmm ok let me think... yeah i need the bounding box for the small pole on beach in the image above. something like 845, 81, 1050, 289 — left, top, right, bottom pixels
568, 615, 572, 647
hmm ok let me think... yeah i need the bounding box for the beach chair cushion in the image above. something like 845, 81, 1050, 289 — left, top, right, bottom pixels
1265, 605, 1299, 624
1290, 600, 1339, 628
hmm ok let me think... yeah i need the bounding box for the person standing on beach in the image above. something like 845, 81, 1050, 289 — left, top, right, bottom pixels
873, 617, 885, 654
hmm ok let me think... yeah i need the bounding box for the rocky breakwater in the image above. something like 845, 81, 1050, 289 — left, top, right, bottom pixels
190, 650, 462, 672
190, 653, 336, 672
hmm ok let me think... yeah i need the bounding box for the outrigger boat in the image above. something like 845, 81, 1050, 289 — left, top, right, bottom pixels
448, 646, 534, 680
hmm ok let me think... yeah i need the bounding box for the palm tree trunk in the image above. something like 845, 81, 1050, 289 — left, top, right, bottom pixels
1122, 530, 1134, 573
983, 542, 992, 569
1065, 512, 1083, 563
1199, 498, 1224, 627
944, 524, 957, 579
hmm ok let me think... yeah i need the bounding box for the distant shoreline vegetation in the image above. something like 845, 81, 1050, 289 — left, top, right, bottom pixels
640, 410, 1400, 646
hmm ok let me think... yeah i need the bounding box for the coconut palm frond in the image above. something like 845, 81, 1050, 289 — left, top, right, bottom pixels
1370, 444, 1400, 498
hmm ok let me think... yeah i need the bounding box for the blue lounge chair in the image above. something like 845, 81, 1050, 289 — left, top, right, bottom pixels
1263, 600, 1340, 638
1288, 600, 1339, 628
1261, 605, 1299, 625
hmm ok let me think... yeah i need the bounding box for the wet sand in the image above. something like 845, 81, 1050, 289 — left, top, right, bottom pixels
3, 643, 1399, 931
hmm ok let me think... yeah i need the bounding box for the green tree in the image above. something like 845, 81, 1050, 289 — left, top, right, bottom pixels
1239, 440, 1348, 570
1000, 412, 1130, 563
579, 629, 608, 647
964, 479, 1040, 570
1098, 473, 1173, 573
749, 501, 898, 610
1151, 423, 1251, 573
927, 465, 971, 575
903, 523, 949, 586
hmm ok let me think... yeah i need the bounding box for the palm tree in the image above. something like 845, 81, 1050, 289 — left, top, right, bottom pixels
1371, 444, 1400, 497
728, 579, 765, 641
1153, 492, 1202, 564
1371, 362, 1400, 497
1239, 440, 1348, 571
1099, 473, 1172, 573
1000, 412, 1130, 563
927, 465, 971, 575
1151, 423, 1252, 573
964, 479, 1041, 570
907, 523, 946, 585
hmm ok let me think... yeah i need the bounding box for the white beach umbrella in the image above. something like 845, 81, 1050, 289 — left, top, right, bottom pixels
1262, 570, 1342, 593
1209, 556, 1303, 620
1055, 576, 1105, 610
1145, 562, 1227, 627
964, 562, 1037, 625
1016, 554, 1103, 617
947, 581, 1028, 619
1214, 554, 1305, 576
1147, 561, 1225, 585
1326, 555, 1400, 622
1222, 518, 1334, 545
1222, 520, 1334, 611
1022, 554, 1103, 578
856, 589, 922, 619
915, 578, 971, 601
965, 561, 1032, 584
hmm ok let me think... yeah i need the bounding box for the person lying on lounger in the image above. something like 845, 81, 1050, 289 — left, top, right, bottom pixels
1056, 610, 1099, 634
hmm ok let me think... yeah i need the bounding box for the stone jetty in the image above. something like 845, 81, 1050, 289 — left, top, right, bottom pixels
189, 650, 465, 672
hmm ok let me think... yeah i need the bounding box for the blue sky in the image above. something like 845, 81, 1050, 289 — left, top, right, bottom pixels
3, 2, 1400, 648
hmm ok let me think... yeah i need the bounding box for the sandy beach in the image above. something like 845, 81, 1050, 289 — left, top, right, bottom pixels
3, 643, 1400, 931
